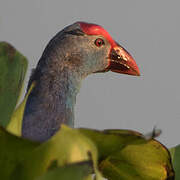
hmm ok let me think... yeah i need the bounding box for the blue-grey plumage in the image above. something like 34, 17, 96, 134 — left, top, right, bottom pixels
22, 22, 140, 142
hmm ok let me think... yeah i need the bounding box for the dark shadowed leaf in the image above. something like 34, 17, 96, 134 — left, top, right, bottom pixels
170, 145, 180, 180
36, 161, 93, 180
0, 42, 28, 127
0, 126, 39, 180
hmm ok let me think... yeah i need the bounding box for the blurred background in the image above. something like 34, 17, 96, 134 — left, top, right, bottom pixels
0, 0, 179, 147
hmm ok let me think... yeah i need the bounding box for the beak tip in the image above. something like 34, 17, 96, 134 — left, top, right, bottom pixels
128, 58, 141, 76
135, 68, 141, 76
136, 73, 141, 76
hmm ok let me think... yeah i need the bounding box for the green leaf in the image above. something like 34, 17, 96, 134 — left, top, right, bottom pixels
12, 125, 103, 180
35, 161, 93, 180
7, 82, 35, 136
79, 129, 174, 180
0, 126, 39, 180
0, 42, 28, 127
1, 125, 103, 180
170, 145, 180, 179
99, 141, 174, 180
79, 129, 145, 160
0, 124, 175, 180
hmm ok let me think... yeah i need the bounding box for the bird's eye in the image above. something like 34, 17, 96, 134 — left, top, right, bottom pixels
94, 38, 104, 47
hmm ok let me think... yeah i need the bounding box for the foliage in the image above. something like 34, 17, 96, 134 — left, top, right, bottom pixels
0, 42, 27, 127
0, 127, 39, 179
0, 41, 178, 179
79, 129, 174, 180
36, 161, 93, 180
170, 145, 180, 179
7, 82, 35, 136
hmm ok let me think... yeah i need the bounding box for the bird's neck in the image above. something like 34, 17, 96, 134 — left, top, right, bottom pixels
39, 68, 81, 127
22, 56, 82, 142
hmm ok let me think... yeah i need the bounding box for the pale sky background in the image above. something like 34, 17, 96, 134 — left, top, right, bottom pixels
0, 0, 179, 147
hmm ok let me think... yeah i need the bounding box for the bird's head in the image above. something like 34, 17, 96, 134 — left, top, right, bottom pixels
61, 22, 140, 77
42, 22, 140, 79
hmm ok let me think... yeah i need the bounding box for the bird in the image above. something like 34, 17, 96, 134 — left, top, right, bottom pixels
20, 22, 140, 142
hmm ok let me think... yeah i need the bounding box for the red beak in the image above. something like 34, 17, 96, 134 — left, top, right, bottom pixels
107, 43, 140, 76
